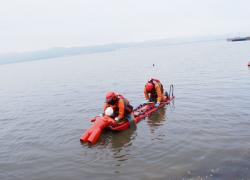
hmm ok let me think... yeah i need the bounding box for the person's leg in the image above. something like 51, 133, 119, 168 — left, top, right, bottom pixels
126, 113, 137, 130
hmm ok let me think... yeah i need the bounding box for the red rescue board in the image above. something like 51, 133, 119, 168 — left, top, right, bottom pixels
80, 96, 175, 144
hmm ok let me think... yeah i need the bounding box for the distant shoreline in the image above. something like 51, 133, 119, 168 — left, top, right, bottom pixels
0, 37, 230, 65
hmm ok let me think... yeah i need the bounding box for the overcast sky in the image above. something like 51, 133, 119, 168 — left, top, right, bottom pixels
0, 0, 249, 53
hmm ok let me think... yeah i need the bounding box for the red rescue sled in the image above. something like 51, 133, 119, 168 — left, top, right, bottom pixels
80, 85, 175, 144
109, 95, 175, 131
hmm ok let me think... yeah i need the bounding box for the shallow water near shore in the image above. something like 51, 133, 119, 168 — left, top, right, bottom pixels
1, 40, 250, 179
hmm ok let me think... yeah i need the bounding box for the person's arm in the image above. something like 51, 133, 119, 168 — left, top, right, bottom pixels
117, 99, 125, 119
144, 87, 149, 100
155, 85, 162, 103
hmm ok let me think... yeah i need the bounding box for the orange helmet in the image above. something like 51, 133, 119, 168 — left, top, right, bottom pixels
145, 83, 154, 92
106, 91, 117, 104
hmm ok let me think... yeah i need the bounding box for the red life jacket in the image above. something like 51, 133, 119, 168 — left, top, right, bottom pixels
117, 94, 133, 113
112, 93, 133, 116
148, 78, 164, 94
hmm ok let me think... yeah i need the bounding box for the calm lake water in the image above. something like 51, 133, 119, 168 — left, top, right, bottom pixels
0, 40, 250, 180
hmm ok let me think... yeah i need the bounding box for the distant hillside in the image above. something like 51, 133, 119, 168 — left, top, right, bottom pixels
0, 43, 132, 65
0, 36, 224, 65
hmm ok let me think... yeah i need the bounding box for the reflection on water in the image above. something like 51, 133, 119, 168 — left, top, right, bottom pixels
80, 128, 135, 149
109, 130, 136, 166
109, 130, 136, 150
147, 108, 166, 134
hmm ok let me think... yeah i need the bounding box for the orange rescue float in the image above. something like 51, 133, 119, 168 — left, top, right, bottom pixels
80, 85, 175, 144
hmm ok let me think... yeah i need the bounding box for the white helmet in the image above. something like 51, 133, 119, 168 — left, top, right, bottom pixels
105, 107, 114, 116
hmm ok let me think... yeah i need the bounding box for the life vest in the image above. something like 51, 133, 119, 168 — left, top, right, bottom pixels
148, 78, 164, 94
105, 93, 133, 118
116, 94, 133, 114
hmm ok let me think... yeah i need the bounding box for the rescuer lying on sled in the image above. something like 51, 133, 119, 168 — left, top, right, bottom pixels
144, 78, 169, 107
103, 91, 136, 129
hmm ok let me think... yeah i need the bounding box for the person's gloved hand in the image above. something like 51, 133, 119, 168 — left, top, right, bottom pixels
154, 102, 160, 107
115, 117, 120, 122
99, 113, 104, 117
